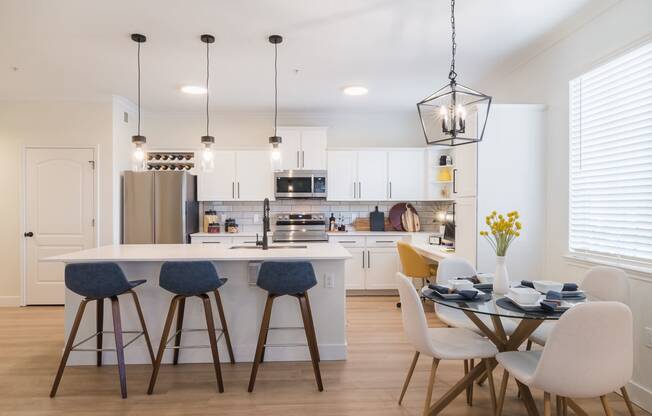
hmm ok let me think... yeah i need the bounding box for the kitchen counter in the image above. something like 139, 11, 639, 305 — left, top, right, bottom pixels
191, 230, 433, 238
47, 243, 350, 365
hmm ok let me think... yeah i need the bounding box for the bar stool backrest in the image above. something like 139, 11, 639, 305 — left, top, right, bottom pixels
257, 261, 317, 295
159, 261, 221, 296
532, 301, 633, 398
581, 266, 629, 303
65, 262, 131, 299
396, 272, 434, 355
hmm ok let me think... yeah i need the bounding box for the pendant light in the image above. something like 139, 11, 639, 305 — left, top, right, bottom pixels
268, 35, 283, 168
200, 34, 215, 172
416, 0, 491, 146
131, 33, 147, 171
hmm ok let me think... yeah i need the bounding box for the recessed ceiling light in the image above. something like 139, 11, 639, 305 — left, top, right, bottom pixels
181, 85, 207, 95
343, 86, 368, 96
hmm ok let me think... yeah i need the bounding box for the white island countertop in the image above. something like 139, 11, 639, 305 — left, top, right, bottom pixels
47, 242, 352, 263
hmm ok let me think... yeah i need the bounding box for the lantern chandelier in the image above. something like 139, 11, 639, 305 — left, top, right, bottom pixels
417, 0, 492, 146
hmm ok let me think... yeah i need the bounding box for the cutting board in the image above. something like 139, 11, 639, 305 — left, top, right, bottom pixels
401, 204, 421, 232
370, 206, 385, 231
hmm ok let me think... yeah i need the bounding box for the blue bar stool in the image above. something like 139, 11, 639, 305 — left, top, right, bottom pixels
50, 262, 155, 399
148, 261, 234, 394
248, 261, 323, 392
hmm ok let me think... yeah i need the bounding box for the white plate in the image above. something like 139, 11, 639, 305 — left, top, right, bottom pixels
505, 293, 545, 308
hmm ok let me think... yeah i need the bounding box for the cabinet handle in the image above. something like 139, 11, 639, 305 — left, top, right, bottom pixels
389, 181, 392, 199
453, 169, 458, 194
297, 151, 300, 168
367, 250, 370, 268
362, 250, 365, 268
301, 150, 305, 168
232, 182, 235, 199
359, 182, 362, 199
202, 241, 221, 244
375, 240, 396, 243
339, 240, 357, 243
237, 182, 241, 199
353, 182, 357, 199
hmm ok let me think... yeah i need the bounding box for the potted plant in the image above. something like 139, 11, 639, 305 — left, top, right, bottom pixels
479, 211, 522, 294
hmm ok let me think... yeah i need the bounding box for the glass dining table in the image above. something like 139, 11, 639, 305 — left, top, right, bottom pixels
421, 287, 590, 416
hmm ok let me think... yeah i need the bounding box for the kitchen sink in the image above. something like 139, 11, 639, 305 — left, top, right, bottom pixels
229, 245, 308, 250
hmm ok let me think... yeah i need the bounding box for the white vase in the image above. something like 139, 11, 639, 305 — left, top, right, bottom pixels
494, 256, 510, 295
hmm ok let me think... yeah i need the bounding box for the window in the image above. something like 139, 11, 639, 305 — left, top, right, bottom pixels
569, 41, 652, 264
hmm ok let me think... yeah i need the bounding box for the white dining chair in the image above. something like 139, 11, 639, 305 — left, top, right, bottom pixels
496, 301, 633, 416
526, 266, 636, 414
395, 272, 499, 415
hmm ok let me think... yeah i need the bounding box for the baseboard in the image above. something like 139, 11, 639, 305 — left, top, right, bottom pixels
625, 380, 652, 413
0, 296, 20, 307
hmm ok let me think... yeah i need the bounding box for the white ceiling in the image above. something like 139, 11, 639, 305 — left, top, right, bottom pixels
0, 0, 605, 112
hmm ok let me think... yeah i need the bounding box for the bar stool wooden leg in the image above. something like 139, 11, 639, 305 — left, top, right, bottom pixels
129, 289, 155, 364
148, 295, 180, 395
50, 298, 89, 398
110, 296, 127, 399
298, 293, 323, 391
173, 298, 185, 365
96, 298, 103, 367
248, 294, 275, 392
303, 292, 320, 362
213, 289, 235, 364
201, 294, 224, 393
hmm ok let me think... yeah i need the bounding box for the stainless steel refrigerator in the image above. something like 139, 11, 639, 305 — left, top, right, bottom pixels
122, 171, 199, 244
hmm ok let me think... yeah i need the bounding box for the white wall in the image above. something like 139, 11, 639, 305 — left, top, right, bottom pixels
478, 0, 652, 410
0, 100, 115, 306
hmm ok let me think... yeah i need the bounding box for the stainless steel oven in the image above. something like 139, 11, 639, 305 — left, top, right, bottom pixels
274, 170, 327, 199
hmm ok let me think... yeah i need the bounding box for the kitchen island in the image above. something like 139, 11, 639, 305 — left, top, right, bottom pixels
48, 243, 351, 365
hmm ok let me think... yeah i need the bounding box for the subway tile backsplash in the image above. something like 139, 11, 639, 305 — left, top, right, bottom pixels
200, 200, 452, 233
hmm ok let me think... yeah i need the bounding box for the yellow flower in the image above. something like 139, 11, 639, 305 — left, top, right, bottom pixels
516, 222, 522, 230
515, 232, 521, 237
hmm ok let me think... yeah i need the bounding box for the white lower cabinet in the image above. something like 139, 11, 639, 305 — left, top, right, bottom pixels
365, 247, 401, 289
344, 247, 366, 290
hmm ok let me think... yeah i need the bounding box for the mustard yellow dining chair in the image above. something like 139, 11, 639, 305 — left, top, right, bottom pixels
396, 241, 437, 308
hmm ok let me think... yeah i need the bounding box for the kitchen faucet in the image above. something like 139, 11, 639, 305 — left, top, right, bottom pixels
256, 198, 270, 250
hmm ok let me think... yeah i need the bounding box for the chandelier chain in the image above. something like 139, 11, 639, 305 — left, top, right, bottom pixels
448, 0, 457, 81
206, 39, 210, 137
137, 41, 141, 135
274, 42, 278, 137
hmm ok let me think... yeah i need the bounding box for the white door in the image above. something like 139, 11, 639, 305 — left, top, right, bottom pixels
236, 150, 274, 200
277, 128, 301, 170
327, 151, 357, 201
197, 151, 236, 201
344, 247, 366, 290
453, 143, 477, 198
388, 149, 426, 201
365, 248, 400, 289
454, 197, 477, 267
25, 148, 95, 304
300, 129, 327, 170
357, 150, 388, 201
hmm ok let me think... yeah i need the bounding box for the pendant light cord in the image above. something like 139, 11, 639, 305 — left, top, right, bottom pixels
206, 39, 210, 137
448, 0, 457, 81
274, 42, 278, 137
137, 41, 142, 135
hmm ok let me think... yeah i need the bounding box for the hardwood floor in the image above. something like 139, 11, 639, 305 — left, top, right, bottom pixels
0, 296, 646, 415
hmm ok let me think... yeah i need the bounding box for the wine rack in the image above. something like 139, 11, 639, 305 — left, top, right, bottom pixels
146, 151, 195, 171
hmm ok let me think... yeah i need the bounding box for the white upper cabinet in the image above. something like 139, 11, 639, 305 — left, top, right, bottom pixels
388, 149, 426, 201
327, 151, 357, 201
235, 150, 274, 201
197, 151, 237, 201
452, 142, 477, 198
276, 127, 327, 170
357, 150, 388, 201
198, 150, 273, 201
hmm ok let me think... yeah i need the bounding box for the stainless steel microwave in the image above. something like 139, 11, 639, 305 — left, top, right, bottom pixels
274, 170, 327, 199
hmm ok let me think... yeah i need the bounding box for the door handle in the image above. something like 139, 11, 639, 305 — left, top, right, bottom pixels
453, 169, 458, 194
24, 232, 34, 237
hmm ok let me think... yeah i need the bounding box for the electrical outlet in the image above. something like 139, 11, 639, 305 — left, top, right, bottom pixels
324, 274, 335, 289
645, 327, 652, 348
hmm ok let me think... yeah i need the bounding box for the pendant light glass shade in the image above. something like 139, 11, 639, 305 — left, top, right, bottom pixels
269, 35, 283, 170
199, 34, 215, 172
131, 33, 147, 171
417, 0, 491, 147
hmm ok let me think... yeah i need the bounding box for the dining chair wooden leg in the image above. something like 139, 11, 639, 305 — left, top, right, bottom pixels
485, 359, 498, 415
562, 397, 568, 416
129, 289, 155, 364
298, 293, 323, 391
600, 395, 614, 416
556, 395, 563, 416
398, 351, 420, 405
496, 370, 509, 416
109, 296, 127, 399
172, 297, 185, 365
50, 298, 88, 398
201, 293, 224, 393
248, 294, 274, 392
544, 392, 552, 416
567, 398, 589, 416
213, 289, 235, 364
466, 359, 475, 406
96, 298, 103, 367
526, 340, 533, 351
303, 291, 320, 362
621, 386, 637, 416
423, 358, 440, 416
148, 295, 180, 395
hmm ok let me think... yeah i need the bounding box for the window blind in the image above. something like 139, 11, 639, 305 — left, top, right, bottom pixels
569, 41, 652, 263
